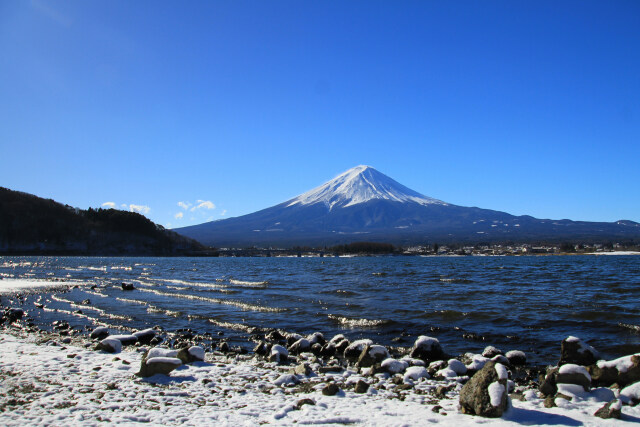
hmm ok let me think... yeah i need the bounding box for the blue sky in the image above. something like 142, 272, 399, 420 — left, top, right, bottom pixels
1, 0, 639, 227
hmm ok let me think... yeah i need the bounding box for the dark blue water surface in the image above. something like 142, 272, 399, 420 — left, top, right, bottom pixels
1, 255, 639, 365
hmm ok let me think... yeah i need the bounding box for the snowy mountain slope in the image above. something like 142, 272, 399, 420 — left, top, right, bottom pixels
174, 166, 640, 247
287, 165, 445, 210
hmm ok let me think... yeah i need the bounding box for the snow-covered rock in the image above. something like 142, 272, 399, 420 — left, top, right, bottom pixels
409, 335, 444, 362
288, 338, 311, 355
344, 339, 373, 361
559, 336, 598, 366
482, 346, 503, 358
557, 364, 591, 390
403, 366, 429, 383
356, 344, 389, 368
95, 338, 122, 353
132, 328, 156, 344
107, 334, 138, 346
590, 353, 640, 387
270, 344, 288, 364
138, 356, 182, 377
381, 358, 408, 374
459, 361, 509, 418
594, 399, 622, 419
273, 374, 300, 387
620, 381, 640, 405
506, 350, 526, 366
177, 345, 205, 364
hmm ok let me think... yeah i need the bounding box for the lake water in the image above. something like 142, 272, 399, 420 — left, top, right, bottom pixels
1, 255, 639, 365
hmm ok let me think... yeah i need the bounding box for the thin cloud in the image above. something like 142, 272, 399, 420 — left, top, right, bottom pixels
102, 202, 116, 209
129, 204, 150, 215
191, 200, 215, 211
175, 212, 184, 219
177, 201, 191, 210
220, 210, 227, 216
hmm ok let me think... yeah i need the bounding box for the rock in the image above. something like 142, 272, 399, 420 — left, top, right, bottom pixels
95, 338, 122, 353
459, 361, 509, 418
620, 381, 640, 405
81, 299, 91, 305
273, 374, 300, 386
319, 343, 336, 357
410, 336, 444, 362
357, 344, 390, 368
288, 338, 311, 355
291, 363, 312, 376
544, 395, 556, 408
482, 346, 503, 358
295, 398, 315, 409
133, 328, 156, 345
354, 380, 369, 393
344, 339, 373, 361
589, 353, 640, 387
90, 327, 109, 340
539, 368, 558, 397
266, 330, 285, 342
306, 332, 325, 346
286, 333, 303, 346
121, 282, 135, 291
447, 359, 467, 376
253, 341, 269, 356
322, 383, 340, 396
269, 344, 288, 364
6, 308, 24, 323
334, 339, 350, 355
311, 343, 322, 355
594, 399, 622, 419
556, 364, 591, 391
177, 346, 205, 364
558, 336, 598, 366
403, 366, 429, 383
381, 358, 408, 374
218, 342, 230, 353
137, 357, 182, 377
107, 334, 138, 346
506, 350, 527, 366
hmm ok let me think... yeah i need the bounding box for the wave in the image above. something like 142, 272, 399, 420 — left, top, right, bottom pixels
439, 278, 473, 284
229, 279, 269, 288
327, 314, 392, 328
319, 289, 359, 297
135, 287, 286, 313
619, 322, 640, 332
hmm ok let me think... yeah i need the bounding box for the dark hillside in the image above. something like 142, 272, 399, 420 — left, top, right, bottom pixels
0, 187, 208, 255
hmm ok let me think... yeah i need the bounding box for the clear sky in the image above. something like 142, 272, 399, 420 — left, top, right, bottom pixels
1, 0, 639, 228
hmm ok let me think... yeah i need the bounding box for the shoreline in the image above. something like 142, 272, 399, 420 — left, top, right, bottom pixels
2, 288, 640, 425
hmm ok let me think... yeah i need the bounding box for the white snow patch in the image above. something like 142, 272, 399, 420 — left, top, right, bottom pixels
147, 347, 179, 359
146, 357, 182, 366
188, 346, 205, 361
494, 363, 508, 380
558, 363, 591, 381
403, 366, 429, 382
381, 358, 408, 374
488, 381, 505, 407
448, 359, 467, 376
621, 382, 640, 404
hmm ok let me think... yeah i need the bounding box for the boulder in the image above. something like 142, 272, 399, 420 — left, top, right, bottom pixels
539, 367, 558, 397
121, 282, 135, 291
319, 343, 336, 357
177, 346, 205, 364
322, 383, 340, 396
482, 346, 503, 358
90, 327, 109, 340
506, 350, 527, 366
269, 344, 289, 364
108, 334, 138, 346
137, 357, 182, 377
354, 379, 370, 393
589, 353, 640, 388
594, 399, 622, 419
410, 336, 444, 362
459, 361, 509, 418
265, 330, 286, 343
288, 338, 311, 355
381, 358, 408, 374
133, 328, 156, 345
556, 364, 591, 391
95, 338, 122, 353
357, 344, 390, 368
344, 339, 373, 361
403, 366, 429, 383
307, 332, 325, 346
558, 336, 598, 366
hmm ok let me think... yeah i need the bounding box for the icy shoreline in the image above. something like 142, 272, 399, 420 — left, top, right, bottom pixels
1, 328, 638, 426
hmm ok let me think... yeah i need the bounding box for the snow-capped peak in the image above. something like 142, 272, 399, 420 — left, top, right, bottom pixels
287, 165, 446, 210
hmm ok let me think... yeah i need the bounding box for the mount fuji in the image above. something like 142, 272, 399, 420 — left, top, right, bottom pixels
175, 165, 640, 247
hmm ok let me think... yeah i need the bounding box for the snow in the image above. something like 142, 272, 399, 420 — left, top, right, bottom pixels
488, 381, 505, 407
448, 359, 467, 376
597, 354, 640, 373
271, 344, 288, 358
286, 165, 446, 210
368, 345, 389, 359
565, 336, 598, 356
465, 354, 489, 371
345, 339, 373, 354
146, 356, 182, 365
1, 333, 639, 426
133, 328, 156, 339
620, 382, 640, 404
559, 363, 591, 381
148, 347, 179, 359
495, 363, 508, 380
506, 350, 526, 360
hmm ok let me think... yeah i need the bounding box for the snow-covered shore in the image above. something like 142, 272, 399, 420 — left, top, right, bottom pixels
1, 329, 639, 426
